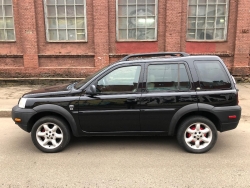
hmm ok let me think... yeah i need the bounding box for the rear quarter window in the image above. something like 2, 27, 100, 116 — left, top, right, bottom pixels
194, 61, 231, 90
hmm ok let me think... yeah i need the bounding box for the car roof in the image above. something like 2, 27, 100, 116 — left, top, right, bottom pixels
114, 54, 222, 66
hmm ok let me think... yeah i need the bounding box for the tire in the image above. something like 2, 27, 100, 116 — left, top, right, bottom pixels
177, 116, 217, 153
31, 116, 71, 153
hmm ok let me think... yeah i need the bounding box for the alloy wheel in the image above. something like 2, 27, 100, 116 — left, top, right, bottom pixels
36, 122, 63, 149
184, 122, 212, 150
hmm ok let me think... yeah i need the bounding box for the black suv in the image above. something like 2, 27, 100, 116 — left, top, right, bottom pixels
12, 52, 241, 153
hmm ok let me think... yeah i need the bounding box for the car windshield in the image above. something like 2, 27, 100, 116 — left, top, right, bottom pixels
74, 64, 111, 89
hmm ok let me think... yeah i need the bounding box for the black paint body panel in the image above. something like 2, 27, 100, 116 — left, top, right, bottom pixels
11, 55, 241, 137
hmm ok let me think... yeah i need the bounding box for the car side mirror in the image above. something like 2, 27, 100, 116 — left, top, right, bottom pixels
86, 85, 97, 95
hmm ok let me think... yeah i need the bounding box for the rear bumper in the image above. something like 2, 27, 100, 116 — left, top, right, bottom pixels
220, 122, 239, 132
12, 105, 37, 132
213, 105, 241, 132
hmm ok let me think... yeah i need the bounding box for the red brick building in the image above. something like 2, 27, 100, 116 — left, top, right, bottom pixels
0, 0, 249, 78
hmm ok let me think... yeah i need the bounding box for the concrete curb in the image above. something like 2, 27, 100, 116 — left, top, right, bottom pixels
0, 110, 11, 118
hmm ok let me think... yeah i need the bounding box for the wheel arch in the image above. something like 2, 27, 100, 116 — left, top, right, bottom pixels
168, 103, 221, 136
27, 104, 80, 137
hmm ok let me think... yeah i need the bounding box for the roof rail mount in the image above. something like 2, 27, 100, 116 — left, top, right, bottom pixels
121, 52, 189, 61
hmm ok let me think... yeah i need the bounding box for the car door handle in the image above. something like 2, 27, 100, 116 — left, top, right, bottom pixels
126, 98, 137, 102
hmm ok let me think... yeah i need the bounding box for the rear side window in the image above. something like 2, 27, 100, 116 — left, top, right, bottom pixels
146, 63, 190, 91
194, 61, 231, 90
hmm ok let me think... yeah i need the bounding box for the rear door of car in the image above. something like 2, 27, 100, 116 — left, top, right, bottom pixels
140, 61, 197, 132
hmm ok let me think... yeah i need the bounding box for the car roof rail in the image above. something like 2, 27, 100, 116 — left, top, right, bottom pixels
120, 52, 190, 61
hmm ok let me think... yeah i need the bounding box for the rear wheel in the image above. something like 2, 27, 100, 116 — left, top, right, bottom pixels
177, 116, 217, 153
31, 116, 71, 153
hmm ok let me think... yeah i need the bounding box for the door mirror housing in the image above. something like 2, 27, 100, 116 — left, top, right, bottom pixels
86, 85, 97, 95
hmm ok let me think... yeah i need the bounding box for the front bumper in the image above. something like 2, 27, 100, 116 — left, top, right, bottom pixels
12, 105, 37, 132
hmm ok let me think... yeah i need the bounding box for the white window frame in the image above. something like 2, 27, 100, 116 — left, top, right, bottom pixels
187, 0, 229, 41
0, 0, 16, 42
116, 0, 158, 41
43, 0, 87, 42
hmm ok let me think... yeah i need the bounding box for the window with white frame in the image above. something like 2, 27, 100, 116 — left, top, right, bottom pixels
0, 0, 15, 41
117, 0, 157, 41
44, 0, 87, 42
187, 0, 229, 41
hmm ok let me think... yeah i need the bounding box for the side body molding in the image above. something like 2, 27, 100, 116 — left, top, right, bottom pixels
33, 104, 80, 137
168, 103, 198, 136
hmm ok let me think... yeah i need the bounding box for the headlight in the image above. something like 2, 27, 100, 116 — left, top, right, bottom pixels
18, 98, 27, 108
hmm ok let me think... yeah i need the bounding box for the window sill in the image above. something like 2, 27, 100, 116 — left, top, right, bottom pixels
116, 40, 158, 42
46, 40, 88, 43
186, 40, 228, 43
0, 40, 16, 43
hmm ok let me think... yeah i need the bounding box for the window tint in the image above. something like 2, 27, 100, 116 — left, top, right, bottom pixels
179, 64, 191, 90
195, 61, 231, 89
147, 64, 190, 91
97, 66, 141, 93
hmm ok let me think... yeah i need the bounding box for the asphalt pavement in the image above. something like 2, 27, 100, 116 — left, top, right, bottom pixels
0, 117, 250, 187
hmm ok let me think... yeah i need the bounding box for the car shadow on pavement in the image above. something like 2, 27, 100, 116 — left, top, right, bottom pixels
67, 136, 182, 152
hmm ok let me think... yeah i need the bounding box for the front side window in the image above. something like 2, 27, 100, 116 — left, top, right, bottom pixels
44, 0, 87, 42
97, 66, 141, 93
0, 0, 15, 41
147, 64, 190, 91
117, 0, 158, 41
187, 0, 229, 41
195, 61, 231, 89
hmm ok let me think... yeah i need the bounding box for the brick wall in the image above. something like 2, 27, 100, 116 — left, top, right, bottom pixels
233, 0, 250, 75
0, 0, 249, 78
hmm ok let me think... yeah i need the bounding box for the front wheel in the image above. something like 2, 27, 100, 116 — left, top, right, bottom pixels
31, 116, 71, 153
177, 116, 217, 153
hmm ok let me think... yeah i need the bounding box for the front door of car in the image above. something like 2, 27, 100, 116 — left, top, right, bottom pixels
78, 65, 143, 132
